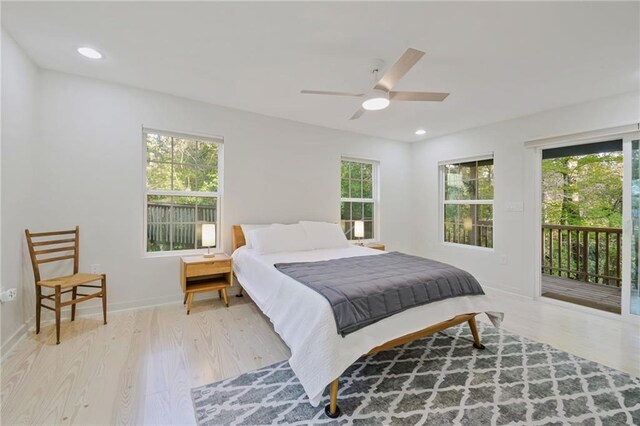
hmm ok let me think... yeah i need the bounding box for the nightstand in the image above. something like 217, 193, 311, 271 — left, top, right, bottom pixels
180, 254, 232, 314
365, 242, 385, 251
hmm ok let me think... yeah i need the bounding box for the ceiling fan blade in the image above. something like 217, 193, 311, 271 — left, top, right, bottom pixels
350, 107, 366, 120
300, 90, 364, 97
374, 48, 425, 92
390, 91, 450, 102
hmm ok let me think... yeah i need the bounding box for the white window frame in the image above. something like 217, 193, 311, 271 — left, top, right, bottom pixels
142, 127, 224, 257
439, 153, 494, 250
340, 156, 380, 242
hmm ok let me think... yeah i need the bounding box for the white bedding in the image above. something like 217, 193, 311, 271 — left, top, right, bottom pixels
232, 245, 503, 407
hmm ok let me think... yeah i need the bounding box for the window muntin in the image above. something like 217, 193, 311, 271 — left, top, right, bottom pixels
340, 159, 378, 240
442, 158, 494, 248
144, 130, 222, 253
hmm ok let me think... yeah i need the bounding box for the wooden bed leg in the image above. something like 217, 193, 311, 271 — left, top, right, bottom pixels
324, 378, 341, 418
468, 316, 485, 350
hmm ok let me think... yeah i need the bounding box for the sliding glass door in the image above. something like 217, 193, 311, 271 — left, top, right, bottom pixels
624, 133, 640, 317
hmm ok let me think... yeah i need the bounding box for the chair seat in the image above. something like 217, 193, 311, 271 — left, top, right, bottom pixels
38, 273, 103, 289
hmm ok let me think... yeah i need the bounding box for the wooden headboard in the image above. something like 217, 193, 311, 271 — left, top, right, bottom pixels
232, 225, 246, 252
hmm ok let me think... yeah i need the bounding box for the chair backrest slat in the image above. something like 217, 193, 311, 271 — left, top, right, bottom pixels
32, 238, 75, 247
37, 254, 76, 264
25, 226, 80, 283
28, 229, 76, 238
34, 246, 76, 256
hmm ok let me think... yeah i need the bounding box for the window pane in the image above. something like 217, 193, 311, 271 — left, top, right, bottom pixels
477, 161, 494, 200
341, 220, 353, 240
444, 203, 493, 248
362, 180, 373, 198
172, 223, 196, 250
196, 197, 218, 222
147, 162, 172, 190
147, 223, 170, 252
350, 179, 362, 198
363, 202, 373, 220
364, 221, 374, 239
146, 133, 172, 163
196, 165, 219, 192
197, 142, 219, 168
349, 162, 362, 179
173, 163, 198, 191
172, 196, 197, 222
147, 195, 172, 222
341, 201, 350, 220
362, 163, 373, 181
173, 138, 199, 164
352, 202, 363, 220
341, 178, 349, 198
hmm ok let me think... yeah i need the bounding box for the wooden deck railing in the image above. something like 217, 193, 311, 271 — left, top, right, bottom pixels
541, 224, 622, 287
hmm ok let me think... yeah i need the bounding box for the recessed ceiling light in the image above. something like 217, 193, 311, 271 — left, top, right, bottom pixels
415, 129, 426, 135
77, 47, 103, 59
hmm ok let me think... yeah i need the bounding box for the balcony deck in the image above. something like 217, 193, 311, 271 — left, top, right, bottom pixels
541, 274, 621, 314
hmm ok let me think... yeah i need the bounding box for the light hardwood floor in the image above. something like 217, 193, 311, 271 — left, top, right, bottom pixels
1, 289, 639, 425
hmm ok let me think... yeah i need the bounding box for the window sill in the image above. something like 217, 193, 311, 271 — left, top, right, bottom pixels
143, 249, 225, 259
440, 242, 494, 252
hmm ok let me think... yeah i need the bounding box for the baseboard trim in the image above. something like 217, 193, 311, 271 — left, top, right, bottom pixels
2, 288, 240, 362
1, 322, 28, 362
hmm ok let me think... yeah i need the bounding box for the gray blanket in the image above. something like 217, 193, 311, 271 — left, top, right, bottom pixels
274, 252, 485, 336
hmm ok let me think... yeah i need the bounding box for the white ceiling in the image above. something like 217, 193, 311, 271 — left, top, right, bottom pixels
3, 1, 639, 142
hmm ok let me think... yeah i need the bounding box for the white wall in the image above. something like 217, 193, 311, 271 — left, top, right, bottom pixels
1, 32, 40, 355
411, 90, 640, 297
33, 70, 412, 314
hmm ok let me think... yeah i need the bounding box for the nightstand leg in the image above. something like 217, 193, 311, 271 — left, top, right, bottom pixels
222, 288, 229, 307
183, 294, 187, 305
186, 293, 193, 314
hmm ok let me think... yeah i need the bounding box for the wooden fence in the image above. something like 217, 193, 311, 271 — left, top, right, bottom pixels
541, 224, 622, 286
147, 203, 217, 247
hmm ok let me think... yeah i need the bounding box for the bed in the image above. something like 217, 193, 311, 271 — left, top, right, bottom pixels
230, 224, 502, 418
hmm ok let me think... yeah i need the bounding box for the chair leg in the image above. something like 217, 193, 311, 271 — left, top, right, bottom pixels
71, 287, 77, 321
101, 275, 107, 325
35, 286, 42, 334
54, 285, 62, 345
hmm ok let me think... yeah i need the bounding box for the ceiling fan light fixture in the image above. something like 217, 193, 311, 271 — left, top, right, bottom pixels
362, 89, 390, 111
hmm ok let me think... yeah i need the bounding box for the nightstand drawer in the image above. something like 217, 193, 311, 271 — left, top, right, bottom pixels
185, 260, 231, 278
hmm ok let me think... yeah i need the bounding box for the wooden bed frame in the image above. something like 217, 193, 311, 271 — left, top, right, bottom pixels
230, 225, 485, 418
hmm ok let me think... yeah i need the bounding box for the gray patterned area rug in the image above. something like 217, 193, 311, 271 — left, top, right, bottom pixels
191, 322, 640, 425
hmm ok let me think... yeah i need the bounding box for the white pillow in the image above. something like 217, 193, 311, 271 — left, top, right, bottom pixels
299, 221, 350, 249
249, 224, 313, 254
240, 224, 271, 249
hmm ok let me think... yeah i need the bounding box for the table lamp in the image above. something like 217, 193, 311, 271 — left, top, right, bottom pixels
354, 220, 365, 245
202, 223, 217, 258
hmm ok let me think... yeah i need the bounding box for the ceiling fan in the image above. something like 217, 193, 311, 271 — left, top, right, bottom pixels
300, 48, 449, 120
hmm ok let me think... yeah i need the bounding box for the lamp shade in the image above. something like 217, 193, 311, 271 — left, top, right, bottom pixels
354, 220, 365, 239
202, 223, 216, 247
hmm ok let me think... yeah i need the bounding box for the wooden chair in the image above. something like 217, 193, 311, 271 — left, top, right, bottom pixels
25, 226, 107, 344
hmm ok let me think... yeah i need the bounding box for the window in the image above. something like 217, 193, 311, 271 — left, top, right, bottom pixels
144, 129, 223, 254
441, 156, 494, 248
340, 158, 378, 240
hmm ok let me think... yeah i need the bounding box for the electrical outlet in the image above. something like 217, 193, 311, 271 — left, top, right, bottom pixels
0, 288, 17, 303
90, 264, 101, 274
499, 255, 508, 265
